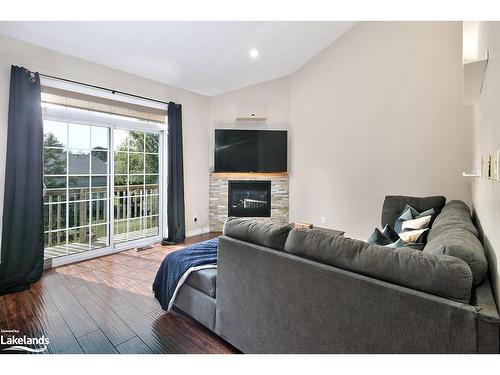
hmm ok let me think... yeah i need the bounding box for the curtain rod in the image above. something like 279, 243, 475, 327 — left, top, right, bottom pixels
38, 73, 171, 106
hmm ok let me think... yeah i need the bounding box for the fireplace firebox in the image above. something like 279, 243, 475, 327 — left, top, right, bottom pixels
228, 180, 271, 217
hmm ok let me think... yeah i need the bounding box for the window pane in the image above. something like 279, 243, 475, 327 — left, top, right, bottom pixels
127, 218, 143, 240
44, 121, 67, 148
145, 154, 158, 173
68, 124, 90, 150
145, 195, 159, 216
91, 176, 107, 188
129, 153, 144, 174
114, 198, 128, 220
114, 152, 128, 174
130, 195, 144, 218
114, 175, 127, 188
145, 176, 159, 196
69, 176, 89, 188
69, 150, 90, 174
44, 230, 67, 255
91, 151, 108, 174
145, 133, 159, 153
68, 201, 90, 228
114, 220, 128, 243
44, 203, 67, 231
44, 148, 67, 175
145, 215, 159, 237
91, 174, 107, 199
129, 132, 144, 152
114, 129, 129, 151
91, 126, 109, 150
91, 190, 108, 200
45, 176, 66, 189
68, 227, 90, 254
129, 175, 144, 196
68, 188, 89, 201
44, 175, 66, 203
91, 199, 108, 225
91, 224, 108, 249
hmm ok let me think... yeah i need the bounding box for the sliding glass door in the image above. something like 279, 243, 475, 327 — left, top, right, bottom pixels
43, 107, 164, 264
43, 121, 111, 259
113, 129, 160, 245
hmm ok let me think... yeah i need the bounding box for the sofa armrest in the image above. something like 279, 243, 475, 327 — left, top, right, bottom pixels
472, 276, 500, 353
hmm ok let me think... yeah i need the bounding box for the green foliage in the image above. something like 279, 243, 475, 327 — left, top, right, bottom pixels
44, 133, 66, 175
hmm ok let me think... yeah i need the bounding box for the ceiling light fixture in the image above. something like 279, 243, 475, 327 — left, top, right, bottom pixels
249, 48, 260, 59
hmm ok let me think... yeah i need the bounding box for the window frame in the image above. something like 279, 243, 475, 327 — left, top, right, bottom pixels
43, 102, 167, 268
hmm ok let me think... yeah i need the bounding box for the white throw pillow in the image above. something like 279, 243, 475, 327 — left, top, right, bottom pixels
399, 228, 429, 243
401, 215, 432, 231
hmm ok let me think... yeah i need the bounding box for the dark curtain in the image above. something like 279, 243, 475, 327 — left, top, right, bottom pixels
166, 102, 186, 244
0, 66, 44, 295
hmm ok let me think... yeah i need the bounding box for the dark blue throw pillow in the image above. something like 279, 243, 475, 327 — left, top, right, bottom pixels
381, 224, 400, 243
367, 225, 406, 248
367, 228, 393, 246
368, 224, 424, 249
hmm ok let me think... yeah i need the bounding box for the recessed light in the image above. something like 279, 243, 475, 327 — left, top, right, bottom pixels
249, 48, 260, 59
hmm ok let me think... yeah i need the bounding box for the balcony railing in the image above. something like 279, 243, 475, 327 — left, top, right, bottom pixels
44, 184, 159, 256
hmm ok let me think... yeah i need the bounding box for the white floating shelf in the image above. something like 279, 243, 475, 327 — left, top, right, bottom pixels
464, 52, 489, 105
235, 117, 267, 122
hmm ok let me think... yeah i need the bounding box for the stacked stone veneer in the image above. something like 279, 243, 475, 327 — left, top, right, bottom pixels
209, 173, 289, 232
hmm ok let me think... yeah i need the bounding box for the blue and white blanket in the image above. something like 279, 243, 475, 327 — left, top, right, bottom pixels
152, 237, 219, 311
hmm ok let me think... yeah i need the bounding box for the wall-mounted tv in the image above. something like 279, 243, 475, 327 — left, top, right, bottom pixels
214, 129, 288, 173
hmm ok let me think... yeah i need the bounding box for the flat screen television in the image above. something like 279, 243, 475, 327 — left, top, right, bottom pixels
214, 129, 288, 172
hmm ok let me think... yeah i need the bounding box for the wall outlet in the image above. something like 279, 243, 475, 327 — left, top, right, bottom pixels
321, 217, 326, 224
193, 215, 198, 223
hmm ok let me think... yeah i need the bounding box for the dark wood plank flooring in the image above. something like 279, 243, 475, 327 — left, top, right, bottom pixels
0, 233, 238, 354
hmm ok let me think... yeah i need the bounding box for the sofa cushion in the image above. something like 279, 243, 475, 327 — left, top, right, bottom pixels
427, 200, 479, 241
283, 228, 473, 303
381, 195, 446, 229
185, 268, 217, 298
223, 217, 293, 251
424, 228, 487, 287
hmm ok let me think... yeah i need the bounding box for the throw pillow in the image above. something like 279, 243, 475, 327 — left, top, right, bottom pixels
394, 205, 435, 233
401, 215, 432, 231
381, 224, 400, 243
367, 228, 393, 246
399, 228, 429, 243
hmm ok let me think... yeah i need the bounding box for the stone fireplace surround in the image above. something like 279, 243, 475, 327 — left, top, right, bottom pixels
209, 172, 289, 232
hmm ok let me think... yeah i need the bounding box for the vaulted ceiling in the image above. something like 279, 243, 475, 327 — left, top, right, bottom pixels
0, 21, 355, 96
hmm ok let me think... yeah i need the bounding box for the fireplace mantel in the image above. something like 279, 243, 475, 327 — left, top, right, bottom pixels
210, 172, 288, 178
209, 173, 289, 232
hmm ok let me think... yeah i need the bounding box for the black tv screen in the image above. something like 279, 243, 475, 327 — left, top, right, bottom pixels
214, 129, 287, 172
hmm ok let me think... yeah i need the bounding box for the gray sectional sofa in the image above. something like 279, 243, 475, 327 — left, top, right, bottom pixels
173, 196, 500, 353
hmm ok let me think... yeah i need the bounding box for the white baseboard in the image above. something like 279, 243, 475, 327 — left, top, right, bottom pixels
186, 226, 211, 237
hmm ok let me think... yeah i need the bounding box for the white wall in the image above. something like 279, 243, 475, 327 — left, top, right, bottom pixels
288, 22, 473, 239
471, 21, 500, 305
0, 34, 210, 242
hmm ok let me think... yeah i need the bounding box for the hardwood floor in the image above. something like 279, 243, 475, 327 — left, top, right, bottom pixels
0, 233, 238, 354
